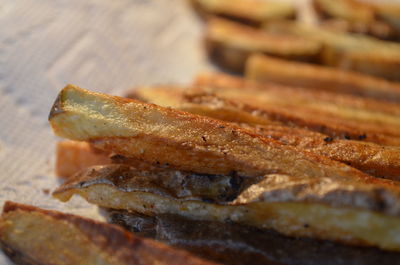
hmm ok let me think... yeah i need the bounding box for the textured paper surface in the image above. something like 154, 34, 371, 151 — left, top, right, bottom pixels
0, 1, 212, 263
0, 0, 394, 264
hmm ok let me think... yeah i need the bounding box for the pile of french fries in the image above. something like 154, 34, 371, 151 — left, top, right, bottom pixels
2, 1, 400, 265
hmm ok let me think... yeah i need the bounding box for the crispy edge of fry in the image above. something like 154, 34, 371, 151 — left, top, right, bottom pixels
0, 201, 217, 265
245, 53, 400, 103
56, 140, 111, 179
49, 84, 377, 183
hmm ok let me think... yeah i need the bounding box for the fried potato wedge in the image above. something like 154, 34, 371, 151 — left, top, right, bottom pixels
126, 85, 186, 108
263, 21, 400, 80
49, 84, 376, 181
108, 210, 400, 265
56, 140, 111, 178
53, 170, 400, 251
245, 54, 400, 102
193, 73, 400, 146
205, 18, 321, 72
0, 201, 217, 265
193, 0, 295, 25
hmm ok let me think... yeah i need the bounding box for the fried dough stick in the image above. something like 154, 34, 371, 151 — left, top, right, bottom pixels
49, 84, 376, 182
245, 54, 400, 103
54, 165, 400, 251
0, 201, 217, 265
193, 73, 400, 146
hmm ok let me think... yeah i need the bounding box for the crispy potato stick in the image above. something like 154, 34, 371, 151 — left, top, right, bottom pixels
205, 18, 321, 72
193, 0, 295, 25
127, 85, 400, 179
245, 54, 400, 102
56, 140, 111, 178
54, 168, 400, 251
193, 73, 400, 146
49, 84, 377, 181
246, 124, 400, 180
263, 21, 400, 80
0, 201, 217, 265
109, 210, 400, 265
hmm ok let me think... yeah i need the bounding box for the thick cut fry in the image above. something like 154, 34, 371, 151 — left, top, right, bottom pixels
245, 54, 400, 102
56, 140, 111, 178
53, 168, 400, 251
193, 73, 400, 146
109, 210, 400, 265
126, 85, 400, 179
193, 0, 295, 25
245, 124, 400, 180
263, 21, 400, 80
49, 84, 377, 182
0, 201, 217, 265
126, 86, 186, 108
205, 18, 321, 72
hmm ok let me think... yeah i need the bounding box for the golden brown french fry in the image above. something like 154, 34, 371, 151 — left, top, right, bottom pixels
205, 17, 321, 72
245, 54, 400, 102
193, 72, 400, 146
49, 84, 375, 182
126, 85, 186, 108
245, 124, 400, 180
53, 166, 400, 252
0, 201, 217, 265
263, 21, 400, 80
192, 0, 295, 25
56, 140, 111, 178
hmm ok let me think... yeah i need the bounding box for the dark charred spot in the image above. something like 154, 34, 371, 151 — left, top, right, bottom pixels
358, 134, 367, 140
344, 135, 351, 140
219, 126, 225, 129
201, 198, 214, 203
202, 136, 207, 142
323, 137, 333, 143
303, 224, 310, 228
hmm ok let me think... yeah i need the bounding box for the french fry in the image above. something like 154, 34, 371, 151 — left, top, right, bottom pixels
54, 165, 400, 252
56, 140, 111, 178
205, 18, 321, 72
192, 0, 295, 25
49, 84, 374, 181
263, 21, 400, 80
245, 54, 400, 102
0, 201, 217, 265
193, 72, 400, 146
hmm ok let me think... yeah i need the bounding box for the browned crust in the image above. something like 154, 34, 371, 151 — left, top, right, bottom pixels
243, 124, 400, 180
0, 201, 218, 265
245, 54, 400, 103
192, 72, 400, 146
